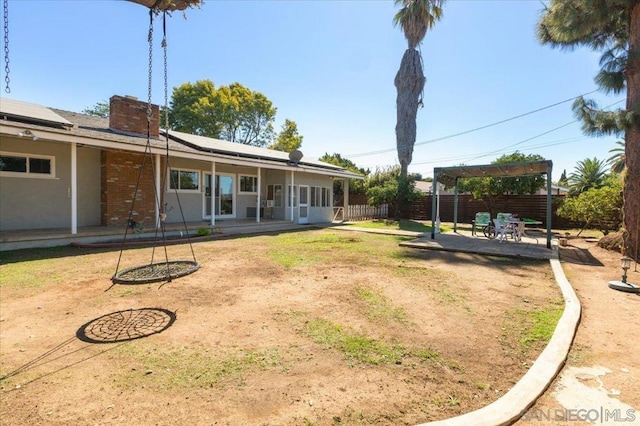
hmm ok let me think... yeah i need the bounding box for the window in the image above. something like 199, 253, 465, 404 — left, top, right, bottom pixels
287, 185, 298, 207
169, 169, 199, 191
267, 184, 283, 207
310, 186, 331, 207
239, 175, 258, 193
0, 152, 55, 178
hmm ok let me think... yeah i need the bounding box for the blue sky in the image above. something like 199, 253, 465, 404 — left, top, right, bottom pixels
2, 0, 626, 181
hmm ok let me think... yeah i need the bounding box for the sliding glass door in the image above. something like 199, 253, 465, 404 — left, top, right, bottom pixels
204, 173, 235, 218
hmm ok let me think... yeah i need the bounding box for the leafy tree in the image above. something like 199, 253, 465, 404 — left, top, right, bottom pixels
269, 119, 303, 152
319, 153, 369, 196
607, 140, 626, 174
393, 0, 445, 215
568, 157, 608, 194
169, 80, 222, 137
365, 165, 421, 213
82, 101, 109, 118
557, 178, 623, 236
456, 152, 547, 217
169, 80, 277, 147
537, 0, 639, 257
127, 0, 201, 11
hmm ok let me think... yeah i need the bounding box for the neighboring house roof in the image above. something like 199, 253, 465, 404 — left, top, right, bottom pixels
414, 181, 433, 193
0, 98, 362, 180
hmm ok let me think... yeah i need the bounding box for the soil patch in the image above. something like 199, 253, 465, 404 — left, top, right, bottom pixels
1, 229, 562, 425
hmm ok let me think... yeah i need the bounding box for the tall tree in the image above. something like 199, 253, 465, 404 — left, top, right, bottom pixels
393, 0, 444, 214
568, 157, 608, 194
268, 119, 303, 152
558, 169, 569, 186
169, 80, 277, 147
169, 80, 223, 137
538, 0, 640, 258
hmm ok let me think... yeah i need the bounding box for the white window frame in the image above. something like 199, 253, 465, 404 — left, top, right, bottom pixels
238, 175, 258, 194
168, 168, 200, 192
0, 151, 56, 179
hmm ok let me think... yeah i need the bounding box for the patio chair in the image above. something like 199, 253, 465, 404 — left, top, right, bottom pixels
493, 218, 514, 243
471, 212, 491, 236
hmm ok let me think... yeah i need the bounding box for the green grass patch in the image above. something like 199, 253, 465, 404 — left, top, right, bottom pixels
114, 344, 282, 390
346, 220, 451, 234
299, 315, 439, 365
354, 286, 407, 323
503, 305, 564, 354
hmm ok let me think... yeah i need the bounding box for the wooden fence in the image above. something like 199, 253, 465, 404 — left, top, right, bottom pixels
342, 194, 575, 228
347, 204, 389, 221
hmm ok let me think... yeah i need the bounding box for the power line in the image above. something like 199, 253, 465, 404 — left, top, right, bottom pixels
346, 89, 599, 159
410, 98, 625, 167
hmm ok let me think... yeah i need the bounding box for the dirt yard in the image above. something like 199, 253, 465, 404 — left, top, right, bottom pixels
514, 238, 640, 425
1, 228, 563, 425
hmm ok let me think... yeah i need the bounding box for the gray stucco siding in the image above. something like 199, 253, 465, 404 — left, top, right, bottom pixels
0, 138, 73, 230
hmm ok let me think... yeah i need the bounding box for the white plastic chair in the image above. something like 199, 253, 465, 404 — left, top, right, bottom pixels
493, 218, 514, 243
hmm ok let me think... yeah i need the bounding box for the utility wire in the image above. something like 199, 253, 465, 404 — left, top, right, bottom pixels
346, 89, 599, 159
411, 98, 625, 167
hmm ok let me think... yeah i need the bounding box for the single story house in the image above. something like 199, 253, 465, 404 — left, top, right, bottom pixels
0, 95, 362, 238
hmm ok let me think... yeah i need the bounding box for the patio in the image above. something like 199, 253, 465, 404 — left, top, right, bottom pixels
400, 228, 554, 260
0, 219, 307, 251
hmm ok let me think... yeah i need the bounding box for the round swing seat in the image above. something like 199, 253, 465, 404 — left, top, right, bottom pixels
128, 0, 202, 11
112, 260, 200, 284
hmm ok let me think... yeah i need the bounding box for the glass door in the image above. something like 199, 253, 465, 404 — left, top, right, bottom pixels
204, 173, 235, 219
298, 185, 309, 224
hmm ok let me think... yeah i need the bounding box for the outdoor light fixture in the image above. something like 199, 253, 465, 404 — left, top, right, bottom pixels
17, 129, 38, 140
608, 256, 639, 293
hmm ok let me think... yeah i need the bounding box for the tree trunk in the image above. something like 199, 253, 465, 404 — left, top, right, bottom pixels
623, 2, 640, 261
395, 48, 425, 220
395, 48, 425, 179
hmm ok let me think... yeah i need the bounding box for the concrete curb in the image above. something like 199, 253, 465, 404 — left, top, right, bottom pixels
418, 245, 582, 426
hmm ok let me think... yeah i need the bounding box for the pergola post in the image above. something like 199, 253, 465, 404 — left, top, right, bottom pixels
453, 177, 459, 233
431, 169, 439, 239
546, 161, 553, 249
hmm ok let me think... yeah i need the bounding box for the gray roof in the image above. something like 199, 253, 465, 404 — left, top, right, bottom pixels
1, 98, 362, 179
1, 98, 73, 128
166, 129, 347, 171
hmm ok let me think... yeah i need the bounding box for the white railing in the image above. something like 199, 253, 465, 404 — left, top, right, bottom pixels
346, 204, 389, 222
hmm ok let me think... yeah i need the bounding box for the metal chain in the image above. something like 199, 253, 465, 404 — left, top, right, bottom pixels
162, 11, 168, 131
4, 0, 10, 93
147, 9, 154, 121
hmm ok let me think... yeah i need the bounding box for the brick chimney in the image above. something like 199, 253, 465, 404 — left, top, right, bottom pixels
109, 95, 159, 138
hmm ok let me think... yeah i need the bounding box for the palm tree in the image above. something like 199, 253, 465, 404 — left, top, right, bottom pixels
538, 0, 639, 258
607, 140, 626, 174
568, 157, 608, 194
393, 0, 444, 217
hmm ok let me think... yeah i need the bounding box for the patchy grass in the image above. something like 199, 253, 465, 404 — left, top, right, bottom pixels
114, 344, 283, 390
354, 286, 407, 323
297, 314, 439, 366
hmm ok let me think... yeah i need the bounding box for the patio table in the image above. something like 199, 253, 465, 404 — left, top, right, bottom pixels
509, 219, 542, 243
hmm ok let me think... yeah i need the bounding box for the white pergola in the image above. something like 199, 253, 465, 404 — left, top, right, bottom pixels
431, 160, 554, 249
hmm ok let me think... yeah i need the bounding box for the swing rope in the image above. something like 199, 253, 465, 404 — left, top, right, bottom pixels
111, 8, 198, 284
161, 11, 198, 264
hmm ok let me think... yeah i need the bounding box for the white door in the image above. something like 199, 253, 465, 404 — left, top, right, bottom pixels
298, 185, 309, 224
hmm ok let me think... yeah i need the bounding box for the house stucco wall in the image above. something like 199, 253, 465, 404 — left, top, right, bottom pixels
1, 137, 70, 230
